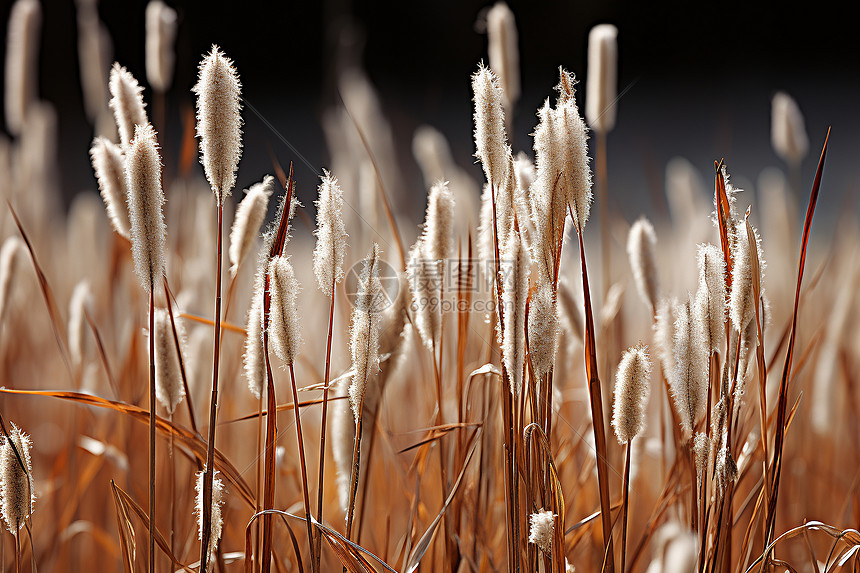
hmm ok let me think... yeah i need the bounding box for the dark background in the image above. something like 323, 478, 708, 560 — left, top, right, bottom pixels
2, 0, 859, 229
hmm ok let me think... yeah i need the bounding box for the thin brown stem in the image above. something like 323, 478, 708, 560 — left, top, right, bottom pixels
199, 203, 224, 572
148, 287, 156, 573
314, 285, 336, 572
288, 362, 317, 572
621, 443, 632, 573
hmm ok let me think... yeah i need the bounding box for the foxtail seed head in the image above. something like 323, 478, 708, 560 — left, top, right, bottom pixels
612, 344, 652, 444
109, 63, 148, 149
585, 24, 618, 133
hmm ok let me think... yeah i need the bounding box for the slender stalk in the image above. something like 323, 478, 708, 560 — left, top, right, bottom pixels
345, 414, 363, 541
148, 287, 156, 573
200, 203, 224, 571
620, 442, 632, 573
254, 383, 263, 569
596, 130, 610, 296
163, 277, 198, 435
15, 531, 20, 573
314, 284, 336, 571
288, 362, 316, 571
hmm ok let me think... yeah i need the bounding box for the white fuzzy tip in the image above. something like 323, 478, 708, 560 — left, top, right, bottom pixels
125, 123, 166, 293
268, 255, 302, 366
527, 280, 559, 379
627, 216, 659, 312
486, 2, 520, 113
195, 469, 224, 571
528, 509, 555, 554
348, 244, 383, 425
243, 276, 265, 399
109, 63, 149, 149
4, 0, 41, 137
312, 170, 348, 295
501, 232, 529, 397
771, 92, 808, 164
192, 46, 243, 203
89, 136, 131, 238
671, 301, 705, 437
585, 24, 618, 133
612, 344, 652, 444
472, 63, 509, 187
693, 243, 726, 352
729, 219, 765, 332
145, 0, 178, 92
1, 422, 35, 533
229, 175, 274, 278
153, 307, 186, 415
422, 181, 455, 264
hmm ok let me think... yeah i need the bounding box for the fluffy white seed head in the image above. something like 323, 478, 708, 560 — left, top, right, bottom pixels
528, 509, 554, 554
486, 2, 520, 117
671, 301, 705, 437
89, 136, 131, 238
229, 175, 274, 278
244, 277, 265, 399
612, 344, 652, 444
1, 423, 34, 533
68, 280, 93, 370
653, 297, 678, 379
729, 219, 765, 332
0, 237, 25, 327
472, 63, 509, 187
527, 280, 559, 379
125, 123, 166, 293
331, 375, 355, 513
502, 232, 529, 397
268, 255, 302, 366
627, 217, 659, 312
75, 0, 112, 125
313, 170, 348, 295
693, 431, 710, 490
407, 242, 439, 351
349, 244, 383, 424
693, 244, 726, 352
144, 0, 177, 93
4, 0, 41, 136
771, 91, 808, 165
109, 63, 148, 149
192, 46, 243, 203
585, 24, 618, 133
153, 307, 185, 415
195, 469, 224, 571
422, 181, 455, 263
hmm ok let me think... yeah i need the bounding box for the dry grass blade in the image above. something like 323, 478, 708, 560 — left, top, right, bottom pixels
0, 388, 256, 507
397, 422, 482, 454
765, 128, 830, 552
713, 160, 734, 287
110, 480, 196, 572
404, 427, 481, 573
7, 202, 72, 377
746, 521, 860, 573
523, 423, 566, 573
111, 479, 136, 572
219, 395, 343, 425
177, 312, 246, 334
572, 212, 615, 573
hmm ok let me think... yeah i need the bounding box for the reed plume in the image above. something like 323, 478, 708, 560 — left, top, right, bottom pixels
4, 0, 41, 136
89, 136, 131, 239
0, 423, 34, 533
268, 255, 303, 366
585, 24, 618, 134
195, 469, 224, 572
125, 123, 165, 292
612, 344, 652, 444
145, 0, 178, 93
229, 175, 274, 278
528, 509, 554, 554
627, 216, 659, 313
501, 231, 529, 397
109, 63, 148, 149
312, 170, 348, 295
153, 307, 186, 415
472, 63, 509, 187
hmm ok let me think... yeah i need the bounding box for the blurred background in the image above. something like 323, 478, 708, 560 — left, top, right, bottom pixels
1, 0, 858, 232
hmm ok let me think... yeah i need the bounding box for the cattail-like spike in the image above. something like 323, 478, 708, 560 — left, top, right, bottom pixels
0, 237, 24, 327
528, 509, 554, 554
192, 46, 243, 203
501, 232, 529, 397
144, 1, 177, 93
729, 218, 765, 332
195, 469, 224, 572
312, 170, 348, 295
109, 63, 148, 149
693, 243, 726, 352
68, 281, 93, 370
612, 344, 652, 444
153, 307, 186, 415
627, 217, 659, 312
693, 431, 709, 490
422, 181, 455, 263
348, 244, 382, 423
670, 301, 705, 436
229, 175, 274, 278
4, 0, 41, 137
89, 136, 131, 238
527, 280, 559, 379
268, 255, 302, 366
243, 284, 265, 399
75, 0, 112, 125
585, 24, 618, 133
1, 423, 35, 533
653, 297, 678, 378
771, 92, 808, 165
125, 123, 166, 293
472, 63, 509, 187
486, 2, 520, 119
